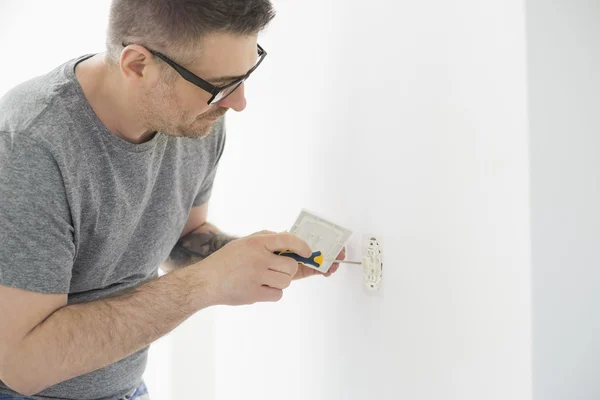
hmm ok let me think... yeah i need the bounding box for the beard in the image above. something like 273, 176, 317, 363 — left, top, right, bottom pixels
137, 82, 227, 139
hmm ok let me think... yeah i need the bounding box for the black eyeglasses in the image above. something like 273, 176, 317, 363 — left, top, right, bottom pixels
122, 42, 267, 105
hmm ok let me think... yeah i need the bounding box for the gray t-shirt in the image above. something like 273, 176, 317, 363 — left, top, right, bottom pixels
0, 55, 225, 399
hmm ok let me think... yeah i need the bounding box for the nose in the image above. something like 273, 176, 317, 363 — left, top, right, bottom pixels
217, 82, 247, 112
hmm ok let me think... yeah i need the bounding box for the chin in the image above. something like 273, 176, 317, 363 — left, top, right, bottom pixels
187, 130, 212, 139
164, 117, 213, 138
180, 121, 215, 139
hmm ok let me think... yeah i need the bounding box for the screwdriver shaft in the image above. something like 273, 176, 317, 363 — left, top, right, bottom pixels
333, 260, 362, 265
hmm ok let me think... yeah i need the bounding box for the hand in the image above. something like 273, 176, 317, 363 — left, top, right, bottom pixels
194, 231, 312, 306
248, 230, 347, 280
293, 247, 347, 280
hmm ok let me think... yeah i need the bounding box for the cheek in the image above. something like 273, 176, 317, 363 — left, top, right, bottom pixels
174, 81, 214, 115
149, 85, 176, 111
173, 94, 212, 119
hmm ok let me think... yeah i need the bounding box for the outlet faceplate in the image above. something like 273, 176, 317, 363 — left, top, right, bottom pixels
289, 209, 352, 273
362, 235, 383, 291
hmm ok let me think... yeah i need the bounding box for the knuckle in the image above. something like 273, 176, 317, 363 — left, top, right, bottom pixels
246, 238, 267, 254
281, 232, 308, 252
278, 232, 295, 244
281, 232, 295, 240
246, 236, 261, 247
272, 234, 286, 250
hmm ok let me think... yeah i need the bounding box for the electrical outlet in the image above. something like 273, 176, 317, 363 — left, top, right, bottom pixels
362, 234, 383, 291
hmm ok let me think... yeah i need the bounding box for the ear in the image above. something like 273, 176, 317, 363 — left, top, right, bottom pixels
119, 44, 159, 84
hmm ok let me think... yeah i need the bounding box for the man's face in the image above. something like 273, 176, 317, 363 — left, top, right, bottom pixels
137, 33, 258, 138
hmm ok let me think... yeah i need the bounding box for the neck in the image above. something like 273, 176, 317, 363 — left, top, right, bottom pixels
75, 54, 157, 144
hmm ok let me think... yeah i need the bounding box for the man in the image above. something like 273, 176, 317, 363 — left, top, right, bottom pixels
0, 1, 344, 399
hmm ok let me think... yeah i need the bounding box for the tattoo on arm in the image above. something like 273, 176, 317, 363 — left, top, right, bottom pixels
163, 223, 237, 271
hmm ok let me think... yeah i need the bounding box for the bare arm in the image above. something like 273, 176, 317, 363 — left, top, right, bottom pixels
0, 265, 214, 396
162, 204, 237, 272
162, 221, 237, 271
0, 232, 312, 396
163, 205, 346, 280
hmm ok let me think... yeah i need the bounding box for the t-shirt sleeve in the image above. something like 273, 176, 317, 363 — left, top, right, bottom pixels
192, 120, 227, 207
0, 133, 75, 293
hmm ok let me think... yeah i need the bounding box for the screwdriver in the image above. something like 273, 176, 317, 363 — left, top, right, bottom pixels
275, 250, 362, 267
275, 250, 324, 268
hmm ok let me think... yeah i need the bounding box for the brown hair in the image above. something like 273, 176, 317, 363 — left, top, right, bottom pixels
105, 0, 275, 65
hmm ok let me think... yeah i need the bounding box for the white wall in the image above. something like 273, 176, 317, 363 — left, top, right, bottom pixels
1, 1, 540, 399
209, 1, 532, 399
526, 1, 600, 400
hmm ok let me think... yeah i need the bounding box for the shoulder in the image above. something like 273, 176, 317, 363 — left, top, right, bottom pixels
0, 56, 89, 145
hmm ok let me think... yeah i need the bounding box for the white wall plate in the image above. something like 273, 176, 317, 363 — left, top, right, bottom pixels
289, 209, 353, 273
362, 234, 383, 291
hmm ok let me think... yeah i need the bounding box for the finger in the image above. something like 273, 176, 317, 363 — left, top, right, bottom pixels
325, 265, 339, 276
249, 230, 277, 237
332, 254, 344, 266
258, 286, 284, 302
336, 247, 346, 260
298, 263, 317, 278
267, 255, 299, 277
262, 270, 293, 290
262, 233, 312, 257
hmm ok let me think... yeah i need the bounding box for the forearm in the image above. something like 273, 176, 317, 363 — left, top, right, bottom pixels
163, 222, 238, 271
5, 265, 214, 395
